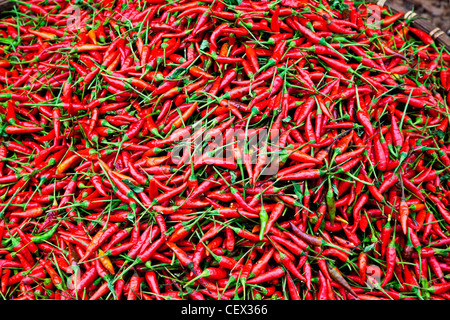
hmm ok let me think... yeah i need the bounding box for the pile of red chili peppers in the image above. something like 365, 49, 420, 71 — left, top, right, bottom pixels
0, 0, 449, 301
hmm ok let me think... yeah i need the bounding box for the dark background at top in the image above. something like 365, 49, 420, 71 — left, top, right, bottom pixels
393, 0, 450, 35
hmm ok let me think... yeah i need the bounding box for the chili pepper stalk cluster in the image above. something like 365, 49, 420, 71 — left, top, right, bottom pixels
0, 0, 449, 300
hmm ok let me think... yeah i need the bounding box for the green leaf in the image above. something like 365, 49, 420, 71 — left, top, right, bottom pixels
374, 180, 381, 188
200, 40, 210, 51
329, 0, 348, 11
363, 242, 377, 253
122, 179, 144, 194
0, 38, 14, 45
229, 170, 237, 184
127, 210, 136, 224
282, 115, 292, 123
113, 204, 130, 211
440, 174, 450, 184
166, 67, 186, 80
0, 116, 7, 137
105, 275, 117, 300
223, 0, 241, 5
332, 183, 339, 197
293, 183, 303, 201
10, 235, 20, 248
